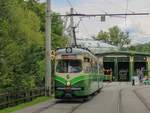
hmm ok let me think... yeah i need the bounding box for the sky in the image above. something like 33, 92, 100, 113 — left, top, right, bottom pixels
41, 0, 150, 44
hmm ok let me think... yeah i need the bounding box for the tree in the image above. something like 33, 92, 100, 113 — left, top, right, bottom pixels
0, 0, 68, 91
25, 1, 68, 48
0, 0, 44, 90
97, 26, 131, 48
128, 43, 150, 53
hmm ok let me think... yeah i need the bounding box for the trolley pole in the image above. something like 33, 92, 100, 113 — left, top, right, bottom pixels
72, 27, 77, 47
45, 0, 51, 96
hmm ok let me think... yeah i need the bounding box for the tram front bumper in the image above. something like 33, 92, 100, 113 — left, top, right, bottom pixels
55, 87, 83, 99
56, 87, 82, 91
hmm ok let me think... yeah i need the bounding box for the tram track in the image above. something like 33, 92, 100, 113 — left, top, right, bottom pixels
103, 83, 124, 113
35, 83, 132, 113
117, 88, 122, 113
34, 99, 83, 113
34, 81, 103, 113
69, 102, 83, 113
34, 100, 58, 113
133, 89, 150, 112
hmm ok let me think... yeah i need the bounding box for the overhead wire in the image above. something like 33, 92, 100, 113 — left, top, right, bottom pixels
80, 20, 91, 38
102, 0, 134, 13
66, 0, 74, 9
65, 0, 92, 38
65, 0, 150, 39
75, 17, 82, 28
66, 0, 78, 13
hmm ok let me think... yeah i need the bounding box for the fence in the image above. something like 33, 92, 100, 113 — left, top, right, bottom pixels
0, 87, 49, 109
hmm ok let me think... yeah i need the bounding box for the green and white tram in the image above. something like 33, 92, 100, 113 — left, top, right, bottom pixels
54, 47, 103, 99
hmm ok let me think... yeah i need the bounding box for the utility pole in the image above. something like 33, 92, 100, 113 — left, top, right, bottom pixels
70, 8, 74, 46
45, 0, 51, 96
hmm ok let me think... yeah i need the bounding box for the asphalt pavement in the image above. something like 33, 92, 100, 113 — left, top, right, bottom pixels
13, 82, 150, 113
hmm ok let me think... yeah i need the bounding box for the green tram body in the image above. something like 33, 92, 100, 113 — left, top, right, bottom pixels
54, 47, 103, 99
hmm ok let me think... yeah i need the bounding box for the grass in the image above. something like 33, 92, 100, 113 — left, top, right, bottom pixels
0, 96, 52, 113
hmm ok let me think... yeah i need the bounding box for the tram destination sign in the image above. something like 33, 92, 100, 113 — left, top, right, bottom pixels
61, 54, 77, 59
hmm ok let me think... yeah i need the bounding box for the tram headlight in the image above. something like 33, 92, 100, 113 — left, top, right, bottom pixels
66, 81, 71, 86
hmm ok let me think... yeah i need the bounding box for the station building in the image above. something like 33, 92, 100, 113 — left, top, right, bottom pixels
96, 51, 150, 82
77, 40, 150, 82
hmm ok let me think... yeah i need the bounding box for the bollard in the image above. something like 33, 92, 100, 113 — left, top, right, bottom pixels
132, 79, 135, 86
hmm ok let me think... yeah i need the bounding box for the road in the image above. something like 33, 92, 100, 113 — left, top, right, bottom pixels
14, 82, 150, 113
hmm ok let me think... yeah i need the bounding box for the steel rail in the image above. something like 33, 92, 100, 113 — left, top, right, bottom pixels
117, 89, 122, 113
133, 89, 150, 112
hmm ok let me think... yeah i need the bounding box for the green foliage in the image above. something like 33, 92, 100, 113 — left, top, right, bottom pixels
25, 1, 67, 48
128, 43, 150, 53
0, 0, 67, 91
97, 26, 131, 48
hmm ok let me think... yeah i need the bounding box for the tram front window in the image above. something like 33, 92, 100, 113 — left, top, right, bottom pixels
56, 60, 82, 73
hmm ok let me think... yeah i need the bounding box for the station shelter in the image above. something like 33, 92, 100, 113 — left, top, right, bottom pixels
96, 51, 150, 82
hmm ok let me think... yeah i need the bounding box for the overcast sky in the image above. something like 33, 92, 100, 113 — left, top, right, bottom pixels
41, 0, 150, 44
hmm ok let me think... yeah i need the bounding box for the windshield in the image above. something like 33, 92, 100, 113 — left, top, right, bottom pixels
56, 60, 82, 73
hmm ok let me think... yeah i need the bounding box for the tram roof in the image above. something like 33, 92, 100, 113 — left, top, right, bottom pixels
56, 47, 97, 58
95, 51, 150, 56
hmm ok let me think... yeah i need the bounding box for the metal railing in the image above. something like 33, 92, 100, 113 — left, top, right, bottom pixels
0, 87, 49, 109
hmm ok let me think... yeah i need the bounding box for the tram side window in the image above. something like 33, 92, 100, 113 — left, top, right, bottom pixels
83, 57, 91, 73
91, 62, 98, 73
83, 60, 98, 73
56, 60, 82, 73
99, 63, 103, 73
84, 65, 91, 73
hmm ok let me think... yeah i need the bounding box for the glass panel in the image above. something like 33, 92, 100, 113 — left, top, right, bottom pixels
56, 60, 82, 73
